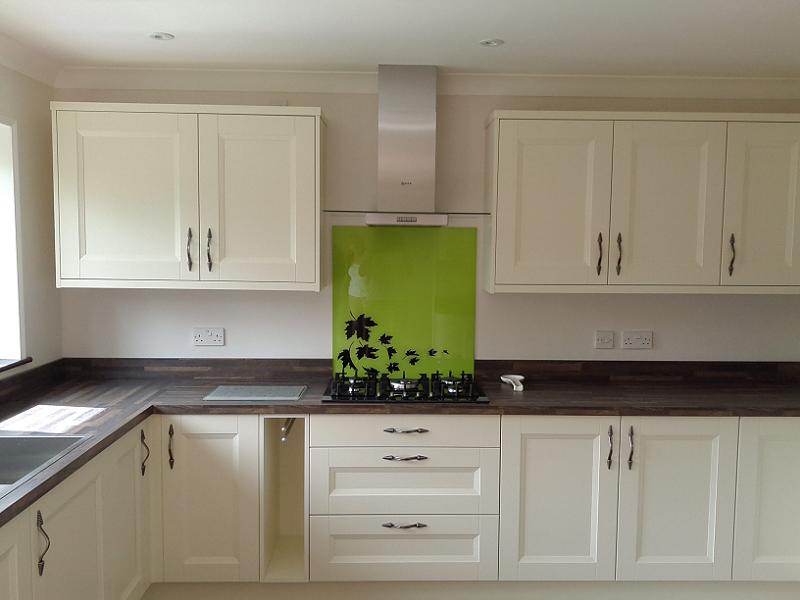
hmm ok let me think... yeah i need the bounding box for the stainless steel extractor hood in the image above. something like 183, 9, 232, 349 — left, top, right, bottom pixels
366, 65, 447, 226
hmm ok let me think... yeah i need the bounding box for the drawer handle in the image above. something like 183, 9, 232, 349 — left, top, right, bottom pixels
382, 454, 429, 461
383, 427, 429, 434
382, 522, 428, 530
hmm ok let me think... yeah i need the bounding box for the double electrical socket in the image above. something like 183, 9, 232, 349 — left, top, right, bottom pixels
594, 329, 653, 350
192, 327, 225, 346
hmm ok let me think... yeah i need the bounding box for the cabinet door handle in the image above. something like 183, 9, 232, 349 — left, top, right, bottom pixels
607, 425, 614, 470
596, 232, 604, 276
627, 425, 634, 470
728, 233, 736, 276
168, 424, 175, 470
206, 228, 213, 272
616, 233, 623, 276
36, 510, 51, 576
382, 522, 428, 530
383, 427, 429, 434
186, 227, 193, 272
382, 454, 429, 462
140, 429, 150, 476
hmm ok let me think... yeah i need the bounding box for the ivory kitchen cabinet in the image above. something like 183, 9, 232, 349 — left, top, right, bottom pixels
52, 103, 322, 291
491, 120, 613, 285
733, 418, 800, 580
722, 123, 800, 286
30, 448, 104, 600
616, 417, 738, 581
609, 121, 726, 285
161, 415, 259, 582
499, 416, 621, 581
199, 114, 318, 284
0, 513, 31, 600
100, 419, 161, 600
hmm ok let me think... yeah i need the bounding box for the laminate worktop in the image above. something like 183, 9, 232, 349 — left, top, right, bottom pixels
2, 360, 800, 528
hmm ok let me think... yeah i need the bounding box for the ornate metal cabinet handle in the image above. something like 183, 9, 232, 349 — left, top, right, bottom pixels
627, 425, 634, 470
206, 228, 213, 272
597, 232, 604, 276
36, 510, 51, 576
168, 424, 175, 470
140, 429, 151, 476
382, 454, 429, 461
728, 233, 736, 276
382, 522, 428, 530
616, 233, 623, 276
186, 227, 193, 271
607, 425, 614, 470
383, 427, 429, 434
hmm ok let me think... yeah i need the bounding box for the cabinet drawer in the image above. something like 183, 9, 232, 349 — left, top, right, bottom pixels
310, 447, 499, 515
310, 415, 500, 447
310, 515, 498, 581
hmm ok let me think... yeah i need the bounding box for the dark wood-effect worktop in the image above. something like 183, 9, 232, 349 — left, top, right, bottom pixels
2, 357, 800, 528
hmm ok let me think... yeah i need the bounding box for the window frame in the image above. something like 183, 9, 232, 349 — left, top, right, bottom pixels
0, 114, 27, 365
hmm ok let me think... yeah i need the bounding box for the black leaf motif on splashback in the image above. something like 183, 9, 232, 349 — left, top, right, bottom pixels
405, 349, 419, 357
356, 345, 379, 360
364, 367, 379, 378
387, 346, 397, 359
345, 314, 378, 341
379, 333, 393, 345
387, 362, 400, 373
409, 357, 420, 366
337, 348, 357, 373
443, 349, 449, 355
428, 349, 437, 356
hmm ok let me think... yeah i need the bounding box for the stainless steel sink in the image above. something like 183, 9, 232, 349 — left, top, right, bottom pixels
0, 435, 86, 498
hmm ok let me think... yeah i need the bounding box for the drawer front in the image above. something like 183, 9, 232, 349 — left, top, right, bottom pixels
310, 515, 499, 581
310, 447, 500, 515
310, 415, 500, 447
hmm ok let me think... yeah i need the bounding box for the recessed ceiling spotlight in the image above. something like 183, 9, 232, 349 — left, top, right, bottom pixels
150, 32, 175, 41
479, 38, 505, 47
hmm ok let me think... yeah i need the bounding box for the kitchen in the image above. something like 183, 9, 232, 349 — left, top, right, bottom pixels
2, 1, 800, 599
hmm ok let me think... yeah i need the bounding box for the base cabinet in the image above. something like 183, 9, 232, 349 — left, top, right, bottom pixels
0, 513, 31, 600
499, 416, 621, 581
734, 418, 800, 580
310, 515, 498, 581
616, 417, 738, 581
162, 415, 259, 582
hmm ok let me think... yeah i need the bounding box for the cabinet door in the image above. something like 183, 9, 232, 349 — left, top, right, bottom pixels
100, 423, 155, 600
162, 415, 259, 582
734, 418, 800, 580
494, 120, 613, 285
616, 417, 738, 580
199, 114, 317, 283
56, 111, 199, 281
31, 457, 104, 600
499, 416, 620, 581
0, 513, 31, 600
610, 121, 726, 285
722, 123, 800, 285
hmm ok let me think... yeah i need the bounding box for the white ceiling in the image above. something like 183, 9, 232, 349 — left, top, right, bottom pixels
1, 0, 800, 77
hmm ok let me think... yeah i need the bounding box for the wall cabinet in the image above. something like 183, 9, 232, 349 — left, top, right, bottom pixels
499, 416, 620, 581
52, 103, 322, 291
486, 111, 800, 293
733, 418, 800, 580
161, 415, 260, 582
0, 513, 31, 600
722, 123, 800, 286
616, 417, 738, 580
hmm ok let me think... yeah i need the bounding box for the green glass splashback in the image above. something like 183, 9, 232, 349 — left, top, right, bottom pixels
332, 226, 476, 378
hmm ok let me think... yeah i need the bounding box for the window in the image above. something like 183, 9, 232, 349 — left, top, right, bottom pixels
0, 121, 22, 364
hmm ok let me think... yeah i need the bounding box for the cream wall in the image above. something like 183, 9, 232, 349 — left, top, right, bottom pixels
0, 64, 59, 376
52, 86, 800, 361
